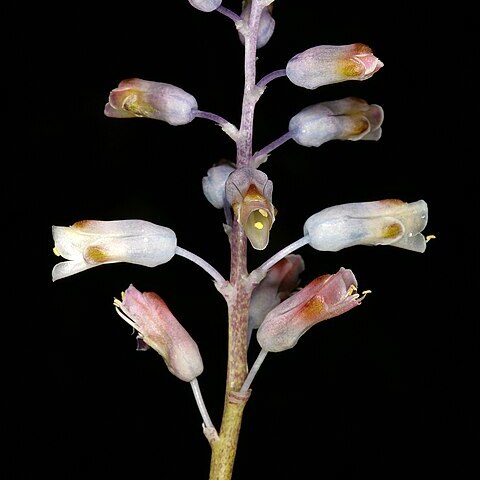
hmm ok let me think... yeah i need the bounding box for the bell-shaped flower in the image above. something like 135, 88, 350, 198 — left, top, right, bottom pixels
257, 268, 362, 352
238, 1, 275, 49
202, 162, 235, 209
52, 220, 177, 281
114, 285, 203, 382
249, 254, 305, 331
225, 167, 276, 250
286, 43, 383, 90
188, 0, 222, 12
104, 78, 198, 126
304, 199, 428, 253
289, 97, 384, 147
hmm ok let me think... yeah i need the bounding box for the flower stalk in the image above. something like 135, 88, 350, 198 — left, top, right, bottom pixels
50, 1, 432, 478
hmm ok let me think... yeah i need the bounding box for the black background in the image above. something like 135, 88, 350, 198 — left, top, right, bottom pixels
11, 1, 476, 479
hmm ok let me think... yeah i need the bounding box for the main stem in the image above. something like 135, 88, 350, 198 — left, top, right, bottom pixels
208, 2, 264, 479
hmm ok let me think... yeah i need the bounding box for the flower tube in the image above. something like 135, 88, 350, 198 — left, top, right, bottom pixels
304, 199, 428, 252
286, 43, 383, 90
114, 285, 203, 382
257, 268, 362, 352
52, 220, 177, 281
104, 78, 198, 125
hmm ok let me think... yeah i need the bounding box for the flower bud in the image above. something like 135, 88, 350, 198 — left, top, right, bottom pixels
202, 162, 235, 208
286, 43, 383, 90
225, 167, 276, 250
238, 1, 275, 49
289, 97, 383, 147
114, 285, 203, 382
257, 268, 362, 352
104, 78, 198, 126
52, 220, 177, 281
304, 199, 428, 253
188, 0, 222, 12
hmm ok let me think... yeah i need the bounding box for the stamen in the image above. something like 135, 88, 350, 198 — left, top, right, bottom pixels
258, 208, 268, 217
53, 247, 61, 257
347, 284, 358, 296
426, 235, 436, 242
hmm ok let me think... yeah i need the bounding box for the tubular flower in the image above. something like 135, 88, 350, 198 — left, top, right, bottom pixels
238, 1, 275, 49
225, 167, 276, 250
104, 78, 198, 126
286, 43, 383, 90
52, 220, 177, 281
114, 285, 204, 382
202, 162, 235, 209
188, 0, 222, 12
257, 268, 362, 352
289, 97, 384, 147
304, 199, 428, 253
249, 254, 305, 331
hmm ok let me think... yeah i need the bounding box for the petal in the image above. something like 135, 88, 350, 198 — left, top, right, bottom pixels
52, 259, 95, 281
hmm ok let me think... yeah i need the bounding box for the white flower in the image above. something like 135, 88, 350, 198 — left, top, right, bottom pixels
304, 199, 428, 253
52, 220, 177, 281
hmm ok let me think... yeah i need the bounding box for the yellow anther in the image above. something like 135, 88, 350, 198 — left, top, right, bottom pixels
254, 221, 264, 230
362, 290, 372, 295
53, 247, 61, 257
258, 208, 269, 217
347, 284, 358, 296
426, 235, 436, 242
121, 291, 125, 300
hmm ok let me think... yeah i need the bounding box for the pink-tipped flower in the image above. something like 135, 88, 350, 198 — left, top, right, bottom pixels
188, 0, 222, 12
257, 268, 362, 352
304, 199, 428, 253
286, 43, 383, 90
225, 167, 276, 250
114, 285, 203, 382
52, 220, 177, 281
202, 162, 235, 209
238, 1, 275, 49
249, 254, 305, 331
289, 96, 384, 147
104, 78, 198, 126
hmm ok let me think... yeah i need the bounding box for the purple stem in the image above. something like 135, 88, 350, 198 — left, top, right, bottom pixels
257, 69, 287, 89
216, 6, 242, 23
252, 131, 295, 166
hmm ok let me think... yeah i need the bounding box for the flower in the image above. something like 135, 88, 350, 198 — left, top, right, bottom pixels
104, 78, 198, 126
289, 97, 384, 147
114, 285, 203, 382
286, 43, 383, 90
202, 162, 235, 209
304, 199, 428, 253
225, 167, 276, 250
249, 254, 305, 331
257, 268, 362, 352
238, 1, 275, 49
188, 0, 222, 12
52, 220, 177, 281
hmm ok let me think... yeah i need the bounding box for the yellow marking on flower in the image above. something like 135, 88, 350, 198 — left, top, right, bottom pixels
301, 296, 325, 320
85, 246, 110, 263
426, 235, 436, 242
72, 220, 91, 229
382, 223, 403, 239
340, 58, 364, 78
258, 208, 268, 217
53, 247, 61, 257
348, 115, 370, 135
254, 221, 264, 230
